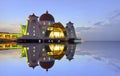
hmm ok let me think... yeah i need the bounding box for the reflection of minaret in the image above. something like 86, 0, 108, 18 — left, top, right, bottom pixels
66, 43, 76, 61
39, 47, 55, 71
22, 44, 40, 69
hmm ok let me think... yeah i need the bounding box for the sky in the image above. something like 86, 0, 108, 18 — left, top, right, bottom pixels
0, 0, 120, 41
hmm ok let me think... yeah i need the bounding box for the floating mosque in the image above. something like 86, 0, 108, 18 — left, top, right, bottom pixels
17, 11, 77, 43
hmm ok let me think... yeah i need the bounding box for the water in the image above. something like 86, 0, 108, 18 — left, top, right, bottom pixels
0, 42, 120, 76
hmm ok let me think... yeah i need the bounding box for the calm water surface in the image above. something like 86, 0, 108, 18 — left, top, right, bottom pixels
0, 42, 120, 76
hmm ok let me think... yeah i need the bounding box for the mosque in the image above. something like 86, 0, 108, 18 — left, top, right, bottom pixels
18, 11, 77, 43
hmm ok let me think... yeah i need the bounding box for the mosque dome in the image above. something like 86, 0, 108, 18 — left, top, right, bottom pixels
46, 22, 67, 39
40, 11, 55, 22
39, 61, 55, 71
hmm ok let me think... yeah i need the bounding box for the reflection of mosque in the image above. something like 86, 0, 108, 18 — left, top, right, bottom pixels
20, 43, 76, 71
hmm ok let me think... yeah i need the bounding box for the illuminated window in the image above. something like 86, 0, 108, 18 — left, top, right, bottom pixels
42, 31, 45, 34
27, 32, 29, 35
33, 46, 35, 49
33, 30, 35, 33
26, 47, 29, 50
33, 50, 35, 52
43, 21, 46, 25
48, 22, 51, 25
33, 26, 35, 28
33, 33, 35, 36
42, 48, 45, 51
33, 54, 35, 56
48, 57, 51, 61
39, 40, 41, 43
43, 57, 46, 61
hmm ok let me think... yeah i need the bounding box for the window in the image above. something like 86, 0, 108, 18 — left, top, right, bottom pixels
33, 46, 35, 49
27, 32, 29, 35
33, 26, 35, 28
48, 22, 51, 25
26, 47, 29, 50
42, 48, 45, 51
43, 21, 46, 25
33, 54, 35, 56
33, 50, 35, 52
33, 33, 35, 36
33, 30, 35, 33
42, 31, 45, 34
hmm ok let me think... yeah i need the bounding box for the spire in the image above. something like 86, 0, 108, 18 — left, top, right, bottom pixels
66, 21, 73, 25
68, 21, 73, 24
46, 69, 48, 72
46, 10, 48, 14
32, 66, 35, 69
32, 13, 35, 16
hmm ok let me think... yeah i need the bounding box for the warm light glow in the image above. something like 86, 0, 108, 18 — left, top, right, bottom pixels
0, 43, 22, 50
49, 28, 65, 39
27, 32, 29, 35
5, 35, 10, 39
20, 24, 26, 35
48, 44, 65, 55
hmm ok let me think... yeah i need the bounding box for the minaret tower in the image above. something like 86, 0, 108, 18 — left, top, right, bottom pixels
66, 21, 76, 39
27, 13, 41, 38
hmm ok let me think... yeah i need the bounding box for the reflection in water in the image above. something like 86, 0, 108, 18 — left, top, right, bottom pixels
20, 43, 76, 71
1, 42, 120, 76
0, 43, 22, 50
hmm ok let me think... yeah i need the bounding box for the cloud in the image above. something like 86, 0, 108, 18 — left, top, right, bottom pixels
93, 10, 120, 26
109, 10, 120, 21
0, 23, 21, 33
76, 10, 120, 41
0, 49, 21, 60
93, 21, 105, 26
75, 27, 91, 32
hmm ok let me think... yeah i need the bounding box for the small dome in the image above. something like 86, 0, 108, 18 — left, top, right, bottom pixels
40, 11, 55, 22
39, 61, 55, 71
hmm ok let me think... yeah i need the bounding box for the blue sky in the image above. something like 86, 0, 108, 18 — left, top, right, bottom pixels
0, 0, 120, 41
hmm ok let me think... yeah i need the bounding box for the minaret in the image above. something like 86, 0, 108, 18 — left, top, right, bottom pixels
66, 21, 76, 39
26, 13, 41, 38
24, 44, 40, 69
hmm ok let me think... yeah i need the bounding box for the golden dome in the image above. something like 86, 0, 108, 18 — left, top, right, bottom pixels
47, 22, 67, 39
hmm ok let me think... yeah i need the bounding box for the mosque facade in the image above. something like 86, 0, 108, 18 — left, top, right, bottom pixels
19, 11, 76, 43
